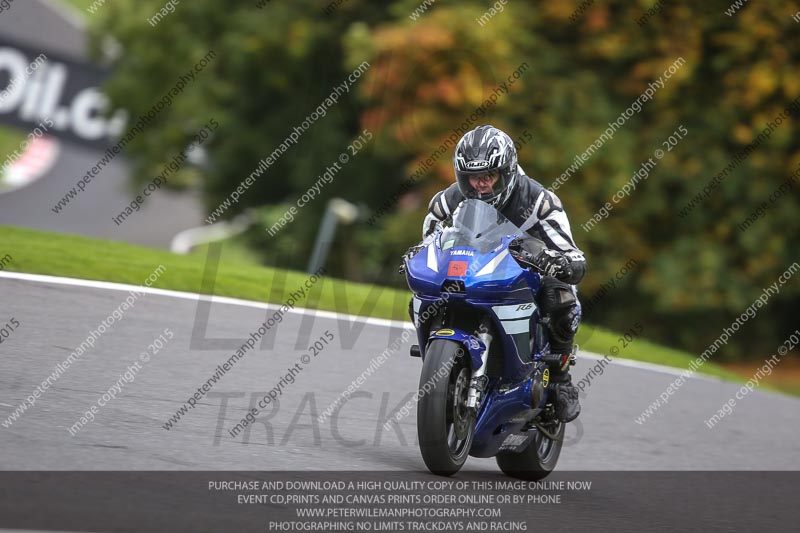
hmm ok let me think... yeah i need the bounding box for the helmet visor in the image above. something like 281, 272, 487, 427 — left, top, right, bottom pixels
456, 169, 508, 203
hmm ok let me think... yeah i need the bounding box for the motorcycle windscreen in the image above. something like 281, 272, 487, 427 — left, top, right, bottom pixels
437, 199, 522, 254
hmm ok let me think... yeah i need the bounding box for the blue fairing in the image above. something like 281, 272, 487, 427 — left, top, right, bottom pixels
407, 237, 538, 299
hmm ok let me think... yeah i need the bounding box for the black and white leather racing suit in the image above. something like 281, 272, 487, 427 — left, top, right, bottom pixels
421, 166, 587, 362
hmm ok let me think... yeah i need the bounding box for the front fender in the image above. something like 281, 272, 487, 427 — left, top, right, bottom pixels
427, 327, 486, 371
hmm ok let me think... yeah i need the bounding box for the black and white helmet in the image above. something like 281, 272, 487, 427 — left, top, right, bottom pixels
453, 124, 519, 209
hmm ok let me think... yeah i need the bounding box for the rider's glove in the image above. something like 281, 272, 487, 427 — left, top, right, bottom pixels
533, 249, 572, 280
399, 244, 423, 274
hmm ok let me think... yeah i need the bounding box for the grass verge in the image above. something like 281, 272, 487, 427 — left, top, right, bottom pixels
57, 0, 95, 13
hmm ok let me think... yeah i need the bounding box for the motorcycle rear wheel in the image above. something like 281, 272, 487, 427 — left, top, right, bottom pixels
417, 339, 475, 476
495, 421, 564, 480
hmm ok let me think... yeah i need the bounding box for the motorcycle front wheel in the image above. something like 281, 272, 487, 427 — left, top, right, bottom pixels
417, 339, 475, 476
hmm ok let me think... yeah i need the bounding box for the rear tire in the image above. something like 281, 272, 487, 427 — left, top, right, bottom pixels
417, 339, 474, 476
495, 422, 564, 480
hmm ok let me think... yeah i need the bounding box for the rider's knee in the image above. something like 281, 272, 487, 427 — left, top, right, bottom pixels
552, 306, 581, 342
538, 277, 580, 343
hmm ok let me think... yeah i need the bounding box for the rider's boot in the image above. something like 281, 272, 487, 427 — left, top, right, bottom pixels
543, 346, 580, 423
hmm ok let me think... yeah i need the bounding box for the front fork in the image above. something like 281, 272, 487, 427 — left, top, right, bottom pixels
466, 330, 492, 409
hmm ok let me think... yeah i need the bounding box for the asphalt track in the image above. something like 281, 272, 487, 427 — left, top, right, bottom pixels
1, 273, 799, 531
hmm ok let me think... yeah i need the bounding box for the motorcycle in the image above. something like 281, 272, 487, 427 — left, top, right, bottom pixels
403, 199, 572, 479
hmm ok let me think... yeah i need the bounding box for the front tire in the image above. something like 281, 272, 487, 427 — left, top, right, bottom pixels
495, 421, 564, 480
417, 339, 474, 476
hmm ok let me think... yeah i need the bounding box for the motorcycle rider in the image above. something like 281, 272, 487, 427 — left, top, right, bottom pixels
419, 124, 585, 422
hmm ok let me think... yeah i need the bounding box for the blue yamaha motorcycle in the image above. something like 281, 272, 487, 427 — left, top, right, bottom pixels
403, 199, 567, 479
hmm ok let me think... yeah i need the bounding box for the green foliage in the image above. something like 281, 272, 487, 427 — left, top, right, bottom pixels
90, 0, 391, 269
88, 0, 799, 361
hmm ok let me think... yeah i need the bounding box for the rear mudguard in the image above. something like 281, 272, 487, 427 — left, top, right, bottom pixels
426, 327, 486, 371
